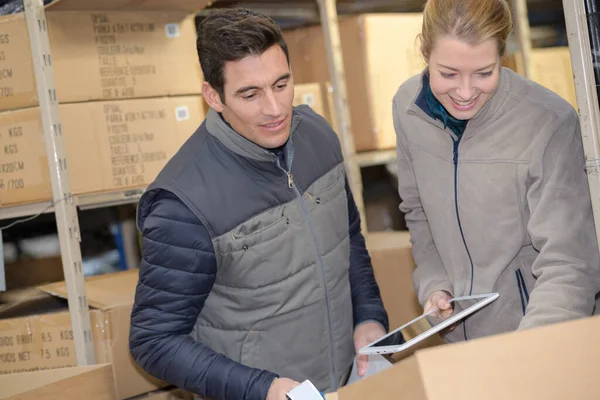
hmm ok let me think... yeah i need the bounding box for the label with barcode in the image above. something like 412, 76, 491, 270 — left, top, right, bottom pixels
175, 106, 190, 121
165, 23, 180, 38
302, 93, 315, 107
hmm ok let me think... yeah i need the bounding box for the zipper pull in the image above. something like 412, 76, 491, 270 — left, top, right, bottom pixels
287, 172, 294, 189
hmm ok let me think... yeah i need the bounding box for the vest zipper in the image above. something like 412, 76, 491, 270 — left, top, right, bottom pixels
275, 156, 338, 390
452, 136, 476, 341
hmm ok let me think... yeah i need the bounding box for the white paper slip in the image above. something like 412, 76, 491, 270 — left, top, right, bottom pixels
286, 380, 324, 400
346, 354, 393, 385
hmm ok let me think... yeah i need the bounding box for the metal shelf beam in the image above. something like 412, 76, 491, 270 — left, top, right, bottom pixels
354, 150, 396, 168
0, 189, 146, 221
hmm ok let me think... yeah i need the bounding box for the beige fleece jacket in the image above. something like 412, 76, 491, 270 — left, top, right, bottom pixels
392, 67, 600, 340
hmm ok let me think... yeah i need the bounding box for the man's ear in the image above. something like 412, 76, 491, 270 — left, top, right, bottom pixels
202, 81, 225, 112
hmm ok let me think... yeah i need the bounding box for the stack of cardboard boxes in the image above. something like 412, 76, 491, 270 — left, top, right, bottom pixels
0, 1, 210, 398
284, 13, 425, 153
283, 13, 578, 153
0, 270, 166, 399
0, 0, 209, 208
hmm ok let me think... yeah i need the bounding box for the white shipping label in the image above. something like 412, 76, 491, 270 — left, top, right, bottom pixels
175, 106, 190, 122
165, 23, 180, 38
302, 93, 315, 107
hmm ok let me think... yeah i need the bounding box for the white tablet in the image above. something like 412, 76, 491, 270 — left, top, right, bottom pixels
359, 292, 499, 355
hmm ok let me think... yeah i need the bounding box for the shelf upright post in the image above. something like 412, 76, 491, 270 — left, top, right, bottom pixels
316, 0, 367, 232
23, 0, 95, 366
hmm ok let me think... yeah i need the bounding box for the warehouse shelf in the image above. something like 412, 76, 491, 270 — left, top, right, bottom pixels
354, 149, 397, 168
0, 188, 146, 221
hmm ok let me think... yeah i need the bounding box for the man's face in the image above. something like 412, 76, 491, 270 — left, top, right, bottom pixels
428, 37, 500, 120
203, 45, 294, 149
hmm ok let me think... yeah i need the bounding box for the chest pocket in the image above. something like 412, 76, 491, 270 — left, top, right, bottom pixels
229, 206, 289, 249
213, 201, 316, 290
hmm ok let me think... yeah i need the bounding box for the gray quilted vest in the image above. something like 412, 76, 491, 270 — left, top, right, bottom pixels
144, 106, 355, 393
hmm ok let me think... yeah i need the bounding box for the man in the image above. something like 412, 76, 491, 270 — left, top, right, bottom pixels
129, 8, 389, 400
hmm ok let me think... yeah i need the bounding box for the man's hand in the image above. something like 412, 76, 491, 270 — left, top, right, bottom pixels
353, 321, 387, 377
424, 290, 453, 319
266, 377, 300, 400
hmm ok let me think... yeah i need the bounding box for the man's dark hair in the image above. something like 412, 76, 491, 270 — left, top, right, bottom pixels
197, 8, 290, 102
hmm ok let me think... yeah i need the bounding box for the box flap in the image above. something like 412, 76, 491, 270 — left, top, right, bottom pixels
416, 315, 600, 399
0, 287, 66, 319
0, 364, 115, 399
39, 269, 139, 310
46, 0, 210, 13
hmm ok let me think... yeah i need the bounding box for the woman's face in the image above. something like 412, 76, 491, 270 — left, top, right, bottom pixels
428, 36, 501, 120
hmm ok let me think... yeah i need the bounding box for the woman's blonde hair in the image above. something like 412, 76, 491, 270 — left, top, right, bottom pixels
420, 0, 513, 61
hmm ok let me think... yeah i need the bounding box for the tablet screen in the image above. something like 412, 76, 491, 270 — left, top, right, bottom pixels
366, 295, 492, 349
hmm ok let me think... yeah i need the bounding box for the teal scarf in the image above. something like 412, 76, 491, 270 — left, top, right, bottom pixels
424, 75, 469, 138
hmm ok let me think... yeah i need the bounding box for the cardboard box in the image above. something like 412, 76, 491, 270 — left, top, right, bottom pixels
284, 14, 425, 152
44, 0, 208, 12
1, 363, 116, 400
326, 315, 600, 399
293, 82, 329, 121
0, 2, 207, 111
0, 270, 165, 399
0, 95, 205, 206
502, 47, 577, 108
4, 256, 64, 290
366, 231, 423, 329
293, 82, 341, 138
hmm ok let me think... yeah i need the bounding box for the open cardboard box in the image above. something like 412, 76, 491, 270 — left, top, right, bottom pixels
325, 314, 600, 399
346, 231, 600, 398
0, 270, 164, 399
0, 363, 116, 400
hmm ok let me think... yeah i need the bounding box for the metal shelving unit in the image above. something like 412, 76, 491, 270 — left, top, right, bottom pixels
22, 0, 95, 366
0, 0, 154, 367
0, 188, 146, 220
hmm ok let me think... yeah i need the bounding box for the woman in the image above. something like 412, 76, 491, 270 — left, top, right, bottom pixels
393, 0, 600, 341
